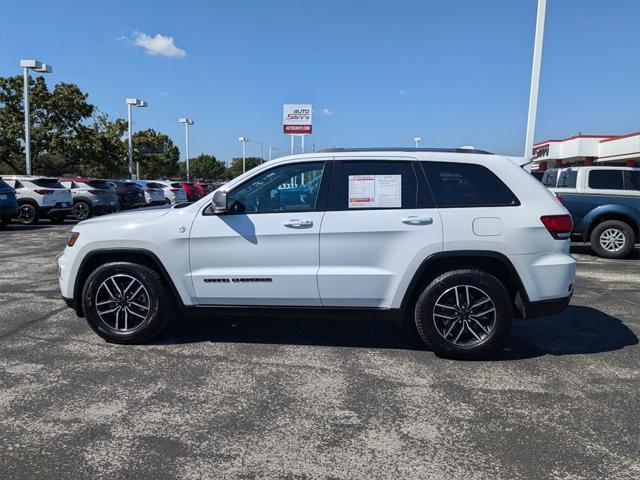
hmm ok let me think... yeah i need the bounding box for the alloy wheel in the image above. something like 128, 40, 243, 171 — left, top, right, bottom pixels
17, 205, 36, 224
94, 274, 151, 333
73, 202, 90, 220
599, 228, 625, 252
432, 285, 496, 347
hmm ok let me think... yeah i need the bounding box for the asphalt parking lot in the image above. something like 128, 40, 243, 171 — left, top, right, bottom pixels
1, 222, 639, 480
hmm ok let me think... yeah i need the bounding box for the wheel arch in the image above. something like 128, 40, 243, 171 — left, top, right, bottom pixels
73, 248, 184, 317
584, 210, 639, 241
400, 251, 528, 316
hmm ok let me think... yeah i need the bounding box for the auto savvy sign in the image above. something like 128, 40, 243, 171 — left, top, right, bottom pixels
283, 104, 312, 134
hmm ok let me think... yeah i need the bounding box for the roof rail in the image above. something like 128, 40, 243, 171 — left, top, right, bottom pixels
317, 147, 493, 154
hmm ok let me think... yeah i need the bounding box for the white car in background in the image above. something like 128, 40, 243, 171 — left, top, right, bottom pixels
150, 180, 188, 204
134, 181, 166, 206
2, 175, 72, 225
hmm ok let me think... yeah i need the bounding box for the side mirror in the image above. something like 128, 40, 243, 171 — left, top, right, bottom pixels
212, 190, 228, 213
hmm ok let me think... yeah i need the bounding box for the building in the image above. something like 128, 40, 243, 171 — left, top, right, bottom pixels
531, 132, 640, 171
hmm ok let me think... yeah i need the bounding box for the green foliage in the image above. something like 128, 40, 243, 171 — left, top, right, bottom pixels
187, 154, 227, 180
132, 129, 180, 179
228, 157, 263, 179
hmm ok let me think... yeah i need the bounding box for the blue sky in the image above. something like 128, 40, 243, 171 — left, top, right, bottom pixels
2, 0, 639, 164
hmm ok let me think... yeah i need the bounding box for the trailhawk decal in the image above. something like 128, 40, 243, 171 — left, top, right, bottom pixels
204, 277, 273, 284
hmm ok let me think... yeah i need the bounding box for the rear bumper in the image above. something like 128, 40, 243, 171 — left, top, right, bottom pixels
522, 293, 572, 319
39, 205, 72, 217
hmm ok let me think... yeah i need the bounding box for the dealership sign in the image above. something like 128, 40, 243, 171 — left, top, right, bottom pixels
533, 144, 550, 159
283, 104, 312, 134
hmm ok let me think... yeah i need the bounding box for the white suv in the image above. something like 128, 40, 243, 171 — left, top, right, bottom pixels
150, 180, 188, 204
58, 149, 576, 359
3, 175, 72, 225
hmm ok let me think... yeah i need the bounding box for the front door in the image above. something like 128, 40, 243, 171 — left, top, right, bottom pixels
189, 160, 329, 306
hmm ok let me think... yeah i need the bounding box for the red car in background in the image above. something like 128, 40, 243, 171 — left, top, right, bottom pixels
178, 182, 204, 202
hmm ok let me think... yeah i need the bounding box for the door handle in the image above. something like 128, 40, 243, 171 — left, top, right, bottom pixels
283, 219, 314, 228
401, 216, 433, 225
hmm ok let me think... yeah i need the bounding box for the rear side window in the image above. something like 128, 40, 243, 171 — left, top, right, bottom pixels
336, 161, 422, 210
542, 169, 559, 186
146, 182, 163, 189
86, 180, 111, 189
32, 178, 64, 189
422, 162, 519, 207
623, 171, 640, 191
171, 183, 183, 189
588, 170, 623, 190
557, 170, 577, 188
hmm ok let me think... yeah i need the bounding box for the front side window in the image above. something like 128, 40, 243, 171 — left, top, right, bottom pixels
227, 162, 325, 214
588, 170, 623, 190
422, 162, 518, 207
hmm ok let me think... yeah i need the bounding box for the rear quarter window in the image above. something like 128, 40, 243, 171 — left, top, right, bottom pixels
557, 170, 577, 188
542, 169, 559, 186
422, 162, 519, 207
588, 170, 624, 190
32, 178, 65, 189
623, 171, 640, 191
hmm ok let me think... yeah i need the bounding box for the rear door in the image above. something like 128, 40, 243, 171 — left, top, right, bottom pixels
318, 158, 443, 308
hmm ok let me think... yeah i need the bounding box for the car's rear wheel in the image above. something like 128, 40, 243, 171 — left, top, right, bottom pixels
17, 203, 39, 225
72, 201, 91, 220
82, 262, 173, 344
590, 220, 634, 259
414, 269, 513, 360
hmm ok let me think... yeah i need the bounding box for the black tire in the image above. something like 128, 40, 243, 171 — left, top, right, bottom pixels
49, 214, 66, 224
82, 262, 174, 344
590, 220, 635, 259
414, 269, 513, 360
17, 203, 39, 225
72, 201, 91, 220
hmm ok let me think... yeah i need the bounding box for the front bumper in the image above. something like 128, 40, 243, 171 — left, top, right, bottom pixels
522, 293, 572, 319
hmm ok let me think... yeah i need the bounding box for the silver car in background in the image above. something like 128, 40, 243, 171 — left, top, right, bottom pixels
152, 180, 188, 204
58, 177, 118, 220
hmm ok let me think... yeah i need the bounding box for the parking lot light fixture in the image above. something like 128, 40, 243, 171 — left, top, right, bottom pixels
414, 137, 422, 148
20, 59, 53, 175
179, 118, 195, 181
269, 146, 279, 161
126, 98, 148, 180
238, 137, 249, 173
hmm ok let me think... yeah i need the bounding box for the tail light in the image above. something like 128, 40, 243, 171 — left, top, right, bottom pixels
34, 189, 54, 195
170, 188, 181, 192
540, 215, 573, 239
88, 189, 103, 194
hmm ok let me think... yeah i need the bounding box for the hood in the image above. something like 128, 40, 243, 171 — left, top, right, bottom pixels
78, 205, 172, 227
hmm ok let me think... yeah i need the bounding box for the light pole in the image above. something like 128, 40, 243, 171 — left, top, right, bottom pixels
268, 146, 279, 161
238, 137, 249, 173
126, 98, 148, 180
524, 0, 547, 158
179, 118, 194, 181
414, 136, 422, 148
250, 139, 264, 162
20, 60, 52, 175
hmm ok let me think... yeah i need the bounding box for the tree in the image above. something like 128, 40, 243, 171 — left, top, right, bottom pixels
228, 157, 263, 179
187, 154, 227, 180
131, 129, 180, 179
0, 75, 95, 174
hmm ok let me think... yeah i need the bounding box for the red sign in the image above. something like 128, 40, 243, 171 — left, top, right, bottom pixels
284, 125, 312, 134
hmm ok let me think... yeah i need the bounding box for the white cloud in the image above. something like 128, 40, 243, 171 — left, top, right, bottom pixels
322, 108, 334, 116
398, 89, 408, 95
133, 32, 186, 57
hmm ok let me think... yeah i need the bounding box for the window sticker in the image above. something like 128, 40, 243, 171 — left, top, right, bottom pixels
348, 174, 401, 208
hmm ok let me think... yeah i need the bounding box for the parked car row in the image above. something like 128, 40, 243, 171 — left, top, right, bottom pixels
0, 175, 225, 226
534, 165, 639, 258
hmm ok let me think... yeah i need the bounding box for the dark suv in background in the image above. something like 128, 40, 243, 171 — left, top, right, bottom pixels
0, 178, 18, 229
106, 180, 146, 210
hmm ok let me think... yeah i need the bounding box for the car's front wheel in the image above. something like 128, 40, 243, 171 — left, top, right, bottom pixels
17, 203, 39, 225
414, 269, 513, 360
82, 262, 173, 343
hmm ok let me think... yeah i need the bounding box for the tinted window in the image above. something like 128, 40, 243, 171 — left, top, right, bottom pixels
336, 161, 420, 210
86, 180, 111, 189
32, 178, 64, 189
171, 183, 183, 189
227, 162, 325, 213
557, 170, 577, 188
0, 179, 10, 189
623, 171, 640, 191
422, 162, 518, 207
542, 169, 559, 186
588, 170, 623, 190
145, 182, 163, 189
